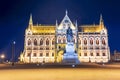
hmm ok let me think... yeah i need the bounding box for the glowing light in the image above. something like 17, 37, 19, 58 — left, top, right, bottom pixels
72, 65, 75, 67
13, 41, 16, 44
0, 54, 5, 59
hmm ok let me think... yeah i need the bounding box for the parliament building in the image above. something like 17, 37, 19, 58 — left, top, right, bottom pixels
20, 11, 110, 63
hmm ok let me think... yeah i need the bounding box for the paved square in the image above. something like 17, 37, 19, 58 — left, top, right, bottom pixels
0, 68, 120, 80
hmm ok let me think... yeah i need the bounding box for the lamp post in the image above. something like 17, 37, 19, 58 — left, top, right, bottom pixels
12, 41, 16, 66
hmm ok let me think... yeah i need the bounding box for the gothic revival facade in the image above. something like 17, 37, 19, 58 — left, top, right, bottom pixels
20, 11, 110, 63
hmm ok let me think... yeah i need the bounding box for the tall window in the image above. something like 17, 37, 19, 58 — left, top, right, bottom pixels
40, 53, 43, 57
90, 53, 93, 56
33, 53, 37, 57
96, 53, 99, 56
40, 39, 43, 45
28, 39, 31, 45
102, 53, 106, 56
34, 39, 37, 46
79, 53, 81, 56
79, 39, 81, 44
59, 46, 61, 49
102, 38, 106, 45
84, 39, 87, 45
58, 38, 61, 43
52, 53, 54, 56
27, 53, 30, 57
96, 38, 99, 45
46, 53, 49, 57
52, 39, 55, 45
90, 38, 93, 45
46, 38, 49, 45
63, 37, 66, 43
84, 53, 87, 56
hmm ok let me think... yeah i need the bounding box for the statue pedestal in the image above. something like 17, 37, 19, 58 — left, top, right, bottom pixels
62, 42, 80, 65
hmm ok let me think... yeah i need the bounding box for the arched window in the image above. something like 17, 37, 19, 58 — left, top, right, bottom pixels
46, 53, 49, 57
40, 53, 43, 57
102, 53, 106, 56
46, 38, 49, 45
27, 53, 30, 57
79, 53, 81, 56
96, 53, 100, 56
84, 53, 87, 56
102, 38, 106, 45
34, 39, 37, 46
90, 38, 93, 45
28, 39, 31, 45
40, 39, 43, 45
33, 53, 36, 57
84, 38, 87, 45
96, 39, 99, 45
59, 46, 61, 49
58, 38, 61, 43
52, 38, 55, 45
63, 36, 66, 43
52, 53, 54, 56
90, 53, 93, 56
63, 39, 66, 43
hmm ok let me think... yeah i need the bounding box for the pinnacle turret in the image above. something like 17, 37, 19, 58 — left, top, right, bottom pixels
99, 14, 104, 26
99, 14, 104, 29
66, 10, 68, 15
29, 14, 33, 26
56, 20, 58, 26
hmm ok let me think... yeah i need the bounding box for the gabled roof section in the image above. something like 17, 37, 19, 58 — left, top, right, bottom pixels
58, 10, 76, 30
30, 25, 55, 34
80, 25, 102, 32
79, 14, 105, 33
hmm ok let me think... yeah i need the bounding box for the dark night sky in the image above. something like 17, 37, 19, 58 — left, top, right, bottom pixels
0, 0, 120, 60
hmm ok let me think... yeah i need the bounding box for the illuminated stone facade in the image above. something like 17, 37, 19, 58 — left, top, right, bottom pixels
20, 11, 110, 63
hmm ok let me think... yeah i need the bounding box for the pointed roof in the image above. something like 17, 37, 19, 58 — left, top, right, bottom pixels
58, 11, 76, 30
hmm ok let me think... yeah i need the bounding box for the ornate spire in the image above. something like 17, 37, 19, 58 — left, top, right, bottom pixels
66, 10, 68, 15
55, 20, 58, 31
56, 20, 58, 27
29, 14, 33, 25
99, 14, 104, 25
75, 20, 78, 31
99, 14, 104, 29
75, 20, 78, 27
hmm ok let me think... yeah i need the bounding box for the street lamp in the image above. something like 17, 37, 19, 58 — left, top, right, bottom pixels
12, 41, 16, 66
0, 54, 5, 63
